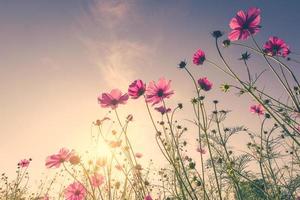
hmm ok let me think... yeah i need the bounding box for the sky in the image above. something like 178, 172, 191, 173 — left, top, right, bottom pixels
1, 0, 300, 184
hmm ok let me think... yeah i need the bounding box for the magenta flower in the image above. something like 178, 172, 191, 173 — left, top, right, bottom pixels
250, 104, 265, 116
263, 36, 290, 57
144, 195, 153, 200
198, 77, 213, 91
229, 7, 261, 41
155, 106, 171, 115
18, 159, 30, 168
98, 89, 129, 109
193, 49, 206, 65
128, 79, 146, 99
91, 173, 105, 188
45, 148, 73, 168
64, 182, 86, 200
146, 78, 174, 105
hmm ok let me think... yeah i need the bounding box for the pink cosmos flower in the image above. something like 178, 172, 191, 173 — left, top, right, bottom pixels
229, 7, 261, 41
198, 77, 213, 91
18, 159, 30, 168
250, 104, 265, 116
193, 49, 206, 65
155, 106, 171, 115
91, 173, 105, 188
64, 182, 86, 200
263, 36, 290, 57
135, 152, 143, 158
144, 195, 153, 200
146, 78, 174, 105
128, 79, 146, 99
45, 148, 73, 168
98, 89, 129, 109
196, 147, 206, 154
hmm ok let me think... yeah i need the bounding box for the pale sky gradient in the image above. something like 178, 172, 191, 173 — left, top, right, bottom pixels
1, 0, 300, 184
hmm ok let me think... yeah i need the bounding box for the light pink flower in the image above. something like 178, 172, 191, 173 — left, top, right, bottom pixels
98, 89, 129, 109
135, 152, 143, 158
45, 148, 73, 168
128, 79, 146, 99
198, 77, 213, 91
155, 106, 171, 115
229, 7, 261, 41
144, 195, 153, 200
64, 182, 86, 200
193, 49, 206, 65
146, 78, 174, 105
18, 159, 30, 168
250, 104, 265, 116
263, 36, 290, 57
91, 173, 105, 188
196, 147, 206, 154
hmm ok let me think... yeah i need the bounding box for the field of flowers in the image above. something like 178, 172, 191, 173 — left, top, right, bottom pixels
1, 7, 300, 200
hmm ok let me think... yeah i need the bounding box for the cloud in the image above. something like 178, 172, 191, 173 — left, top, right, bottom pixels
86, 0, 134, 29
77, 0, 153, 88
90, 39, 152, 88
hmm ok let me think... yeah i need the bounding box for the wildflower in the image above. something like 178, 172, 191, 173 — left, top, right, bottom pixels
222, 39, 231, 47
126, 114, 133, 122
98, 89, 129, 109
193, 49, 206, 65
178, 103, 183, 109
64, 182, 86, 200
146, 78, 174, 105
96, 158, 107, 167
112, 130, 117, 135
115, 164, 123, 171
263, 36, 290, 57
196, 147, 206, 154
91, 173, 104, 187
128, 80, 146, 99
115, 182, 121, 189
228, 7, 261, 41
38, 195, 49, 200
69, 155, 80, 165
135, 152, 143, 158
42, 194, 49, 200
45, 148, 73, 168
220, 83, 230, 92
135, 164, 143, 171
211, 30, 224, 39
191, 98, 198, 104
144, 195, 153, 200
18, 159, 30, 168
109, 140, 122, 148
155, 106, 171, 115
178, 60, 187, 69
93, 117, 110, 126
198, 77, 213, 91
239, 52, 251, 61
250, 104, 265, 116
